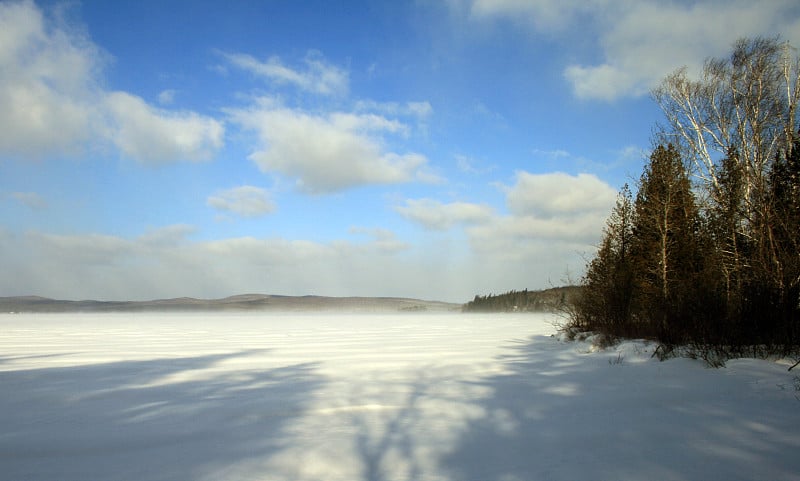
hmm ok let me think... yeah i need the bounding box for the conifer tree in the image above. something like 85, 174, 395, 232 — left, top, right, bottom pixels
707, 147, 748, 316
576, 185, 636, 336
765, 133, 800, 346
625, 144, 703, 342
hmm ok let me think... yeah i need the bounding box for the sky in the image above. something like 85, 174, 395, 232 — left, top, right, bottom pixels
1, 0, 799, 303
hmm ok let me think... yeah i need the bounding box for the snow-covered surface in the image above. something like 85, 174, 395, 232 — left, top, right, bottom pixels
1, 312, 798, 481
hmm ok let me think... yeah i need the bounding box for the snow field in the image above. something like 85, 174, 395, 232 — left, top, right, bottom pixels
0, 312, 798, 481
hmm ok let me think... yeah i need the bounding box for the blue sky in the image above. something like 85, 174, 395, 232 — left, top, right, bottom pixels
2, 0, 799, 302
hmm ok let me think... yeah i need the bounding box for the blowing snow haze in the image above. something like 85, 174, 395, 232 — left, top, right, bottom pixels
2, 0, 799, 302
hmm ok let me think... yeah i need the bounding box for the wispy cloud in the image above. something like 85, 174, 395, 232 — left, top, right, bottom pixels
348, 226, 410, 253
207, 185, 275, 218
354, 100, 434, 119
455, 154, 496, 175
221, 50, 348, 96
157, 89, 177, 105
8, 191, 47, 210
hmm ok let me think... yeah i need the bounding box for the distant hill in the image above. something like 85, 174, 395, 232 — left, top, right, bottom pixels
0, 294, 460, 313
462, 286, 581, 313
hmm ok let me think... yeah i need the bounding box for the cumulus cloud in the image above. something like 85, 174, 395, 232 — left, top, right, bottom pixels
207, 185, 275, 218
221, 50, 348, 96
464, 171, 617, 260
393, 171, 616, 270
505, 171, 617, 218
227, 98, 430, 194
395, 198, 494, 230
0, 0, 101, 158
467, 212, 609, 256
465, 0, 800, 100
0, 1, 224, 162
105, 92, 224, 163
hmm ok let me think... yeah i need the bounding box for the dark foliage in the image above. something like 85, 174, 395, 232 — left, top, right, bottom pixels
571, 38, 800, 361
464, 286, 581, 313
573, 142, 799, 357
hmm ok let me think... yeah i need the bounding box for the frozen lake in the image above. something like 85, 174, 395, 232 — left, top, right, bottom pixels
1, 312, 798, 480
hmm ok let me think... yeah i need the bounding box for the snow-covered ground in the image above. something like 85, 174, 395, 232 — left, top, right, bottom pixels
1, 312, 798, 481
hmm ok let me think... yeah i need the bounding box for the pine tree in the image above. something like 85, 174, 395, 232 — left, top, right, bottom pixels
765, 133, 800, 346
576, 185, 636, 336
629, 144, 703, 342
707, 147, 748, 317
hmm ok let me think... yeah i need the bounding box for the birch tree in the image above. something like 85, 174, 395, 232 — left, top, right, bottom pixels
652, 37, 800, 208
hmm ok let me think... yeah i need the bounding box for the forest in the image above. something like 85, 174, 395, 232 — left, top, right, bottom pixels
463, 286, 581, 313
569, 37, 800, 361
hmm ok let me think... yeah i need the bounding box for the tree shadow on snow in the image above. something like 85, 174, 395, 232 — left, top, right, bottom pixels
0, 349, 325, 481
441, 335, 800, 481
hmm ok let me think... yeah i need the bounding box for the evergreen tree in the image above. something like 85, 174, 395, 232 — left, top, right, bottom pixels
576, 185, 636, 336
571, 38, 800, 356
629, 144, 703, 342
707, 147, 748, 319
765, 133, 800, 346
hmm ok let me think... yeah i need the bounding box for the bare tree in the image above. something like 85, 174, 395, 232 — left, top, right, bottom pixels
654, 37, 800, 349
653, 37, 800, 207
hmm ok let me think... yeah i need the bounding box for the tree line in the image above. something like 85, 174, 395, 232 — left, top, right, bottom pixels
464, 287, 581, 313
571, 37, 800, 358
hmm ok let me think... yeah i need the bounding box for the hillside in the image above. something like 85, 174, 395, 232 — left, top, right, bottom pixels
0, 294, 460, 313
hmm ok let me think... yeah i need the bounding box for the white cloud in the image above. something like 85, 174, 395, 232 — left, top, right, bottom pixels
0, 228, 429, 301
464, 0, 800, 100
0, 0, 101, 158
455, 154, 496, 175
0, 1, 224, 163
157, 89, 177, 105
354, 100, 434, 119
227, 99, 430, 194
207, 185, 275, 218
467, 211, 608, 251
468, 0, 601, 32
348, 227, 410, 254
138, 224, 196, 247
461, 171, 617, 262
531, 148, 570, 160
396, 198, 494, 230
505, 171, 617, 218
0, 207, 613, 302
222, 50, 348, 96
105, 91, 224, 164
390, 171, 617, 282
